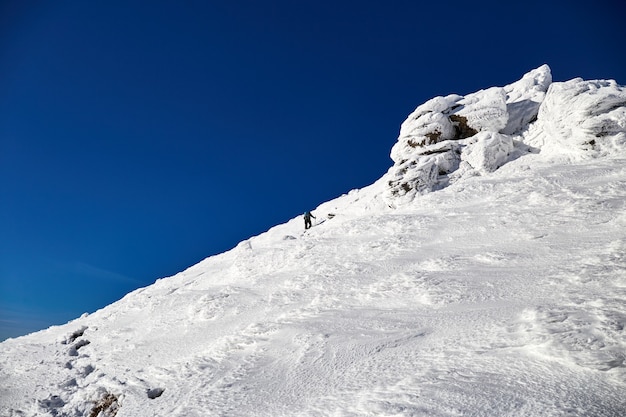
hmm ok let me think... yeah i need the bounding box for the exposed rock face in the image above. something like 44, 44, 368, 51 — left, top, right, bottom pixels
385, 64, 626, 205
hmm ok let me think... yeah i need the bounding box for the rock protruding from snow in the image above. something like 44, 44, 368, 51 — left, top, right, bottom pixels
461, 132, 514, 174
502, 64, 552, 135
385, 66, 548, 204
526, 78, 626, 158
385, 64, 626, 204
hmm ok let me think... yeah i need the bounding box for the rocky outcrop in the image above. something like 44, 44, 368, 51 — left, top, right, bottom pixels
526, 78, 626, 156
385, 64, 626, 204
385, 65, 549, 203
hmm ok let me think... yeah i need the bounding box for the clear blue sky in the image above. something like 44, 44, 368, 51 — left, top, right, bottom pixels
1, 0, 624, 340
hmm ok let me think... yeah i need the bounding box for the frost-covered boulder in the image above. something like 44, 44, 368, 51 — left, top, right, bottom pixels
502, 64, 552, 135
386, 65, 552, 204
526, 78, 626, 158
385, 63, 626, 205
390, 87, 510, 165
456, 87, 509, 133
461, 132, 515, 173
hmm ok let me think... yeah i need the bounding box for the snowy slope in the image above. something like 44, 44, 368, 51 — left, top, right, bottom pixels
1, 65, 625, 417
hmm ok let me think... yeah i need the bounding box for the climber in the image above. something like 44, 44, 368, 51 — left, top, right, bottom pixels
304, 211, 316, 230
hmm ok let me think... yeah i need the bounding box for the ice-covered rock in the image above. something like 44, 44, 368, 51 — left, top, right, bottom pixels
526, 77, 626, 158
386, 68, 539, 204
385, 64, 626, 204
456, 87, 509, 133
502, 64, 552, 135
461, 132, 514, 174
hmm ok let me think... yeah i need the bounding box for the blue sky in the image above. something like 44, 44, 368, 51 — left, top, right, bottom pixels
1, 0, 624, 341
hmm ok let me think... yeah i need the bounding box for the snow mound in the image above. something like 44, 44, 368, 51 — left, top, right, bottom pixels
385, 64, 626, 205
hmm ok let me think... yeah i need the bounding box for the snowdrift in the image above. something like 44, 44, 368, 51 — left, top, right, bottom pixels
1, 65, 625, 417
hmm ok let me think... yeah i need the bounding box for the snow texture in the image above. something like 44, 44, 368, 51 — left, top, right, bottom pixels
1, 65, 625, 417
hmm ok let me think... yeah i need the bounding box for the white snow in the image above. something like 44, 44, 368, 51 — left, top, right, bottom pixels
1, 65, 625, 417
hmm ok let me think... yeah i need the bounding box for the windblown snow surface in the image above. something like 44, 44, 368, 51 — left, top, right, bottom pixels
2, 65, 626, 417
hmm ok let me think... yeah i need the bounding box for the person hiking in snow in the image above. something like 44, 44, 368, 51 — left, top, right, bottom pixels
304, 211, 316, 230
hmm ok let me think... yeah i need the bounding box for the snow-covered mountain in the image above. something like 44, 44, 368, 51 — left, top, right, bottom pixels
2, 65, 625, 417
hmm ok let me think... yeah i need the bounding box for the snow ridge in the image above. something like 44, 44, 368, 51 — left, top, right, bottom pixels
1, 65, 625, 417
